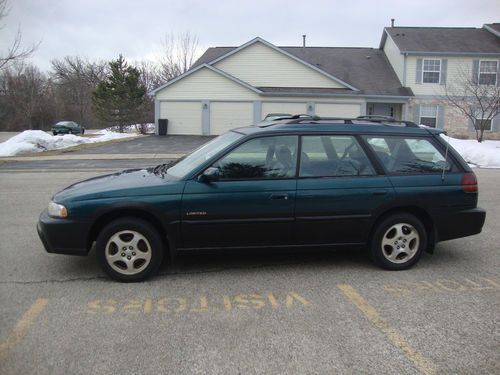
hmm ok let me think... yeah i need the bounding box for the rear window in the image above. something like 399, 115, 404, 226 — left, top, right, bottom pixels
364, 136, 453, 174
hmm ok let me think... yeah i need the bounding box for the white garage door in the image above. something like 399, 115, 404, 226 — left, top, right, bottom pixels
315, 103, 361, 118
262, 102, 307, 119
160, 101, 202, 135
210, 102, 253, 135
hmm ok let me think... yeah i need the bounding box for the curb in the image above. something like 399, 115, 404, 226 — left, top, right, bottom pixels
0, 153, 184, 162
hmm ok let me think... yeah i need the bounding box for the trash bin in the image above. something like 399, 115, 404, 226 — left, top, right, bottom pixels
158, 119, 168, 135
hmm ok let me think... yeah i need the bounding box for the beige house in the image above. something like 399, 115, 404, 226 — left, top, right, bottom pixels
150, 37, 411, 135
380, 24, 500, 138
151, 24, 500, 137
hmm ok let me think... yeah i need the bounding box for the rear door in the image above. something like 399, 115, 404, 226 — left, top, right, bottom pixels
181, 135, 298, 249
294, 134, 394, 245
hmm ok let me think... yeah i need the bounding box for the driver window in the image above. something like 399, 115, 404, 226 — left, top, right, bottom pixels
213, 136, 298, 180
300, 135, 375, 177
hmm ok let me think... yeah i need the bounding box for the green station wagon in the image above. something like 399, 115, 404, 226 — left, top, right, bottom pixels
37, 116, 486, 282
52, 121, 85, 135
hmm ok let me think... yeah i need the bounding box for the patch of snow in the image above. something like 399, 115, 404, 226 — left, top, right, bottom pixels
100, 123, 155, 134
441, 134, 500, 168
0, 130, 138, 157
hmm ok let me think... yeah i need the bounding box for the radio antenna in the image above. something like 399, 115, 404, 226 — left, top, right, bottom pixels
442, 132, 450, 181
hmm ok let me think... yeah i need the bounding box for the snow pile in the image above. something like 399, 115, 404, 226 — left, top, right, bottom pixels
100, 123, 155, 134
441, 135, 500, 168
0, 130, 138, 157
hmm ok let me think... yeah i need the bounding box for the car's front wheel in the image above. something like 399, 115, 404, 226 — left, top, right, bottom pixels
96, 217, 164, 282
370, 213, 426, 270
53, 131, 58, 136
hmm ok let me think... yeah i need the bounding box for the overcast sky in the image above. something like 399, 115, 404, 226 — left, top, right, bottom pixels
1, 0, 498, 71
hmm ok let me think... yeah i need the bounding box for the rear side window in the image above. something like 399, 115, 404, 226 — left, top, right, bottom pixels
365, 136, 452, 174
300, 135, 375, 177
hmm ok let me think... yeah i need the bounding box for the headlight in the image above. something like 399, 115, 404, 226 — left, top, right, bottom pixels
48, 201, 68, 218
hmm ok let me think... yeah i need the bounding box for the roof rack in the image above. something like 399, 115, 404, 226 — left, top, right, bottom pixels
267, 114, 419, 128
356, 115, 396, 121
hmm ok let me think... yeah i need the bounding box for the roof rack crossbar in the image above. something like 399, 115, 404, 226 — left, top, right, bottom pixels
281, 115, 418, 127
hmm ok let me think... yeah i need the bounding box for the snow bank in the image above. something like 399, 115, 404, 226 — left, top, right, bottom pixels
99, 123, 155, 134
441, 135, 500, 168
0, 130, 138, 157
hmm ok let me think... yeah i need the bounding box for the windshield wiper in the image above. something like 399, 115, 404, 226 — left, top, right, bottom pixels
150, 160, 177, 176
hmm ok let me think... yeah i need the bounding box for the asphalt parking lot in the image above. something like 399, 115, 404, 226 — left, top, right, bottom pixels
0, 134, 213, 171
0, 166, 499, 375
69, 134, 215, 155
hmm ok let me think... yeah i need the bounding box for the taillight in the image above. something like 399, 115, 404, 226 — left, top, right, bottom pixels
461, 172, 478, 193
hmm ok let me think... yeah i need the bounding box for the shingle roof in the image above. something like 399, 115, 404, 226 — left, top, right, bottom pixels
384, 27, 500, 54
484, 23, 500, 38
192, 45, 412, 97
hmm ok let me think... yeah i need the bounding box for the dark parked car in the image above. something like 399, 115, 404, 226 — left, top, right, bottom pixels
52, 121, 85, 135
38, 116, 486, 282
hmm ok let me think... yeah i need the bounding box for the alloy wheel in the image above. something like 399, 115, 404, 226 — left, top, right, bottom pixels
105, 230, 152, 275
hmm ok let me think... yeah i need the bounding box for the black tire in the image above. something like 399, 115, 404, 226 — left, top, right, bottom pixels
53, 131, 58, 136
96, 217, 164, 282
369, 213, 427, 270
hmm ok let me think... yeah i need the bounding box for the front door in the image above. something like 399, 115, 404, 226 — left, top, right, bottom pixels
180, 135, 298, 249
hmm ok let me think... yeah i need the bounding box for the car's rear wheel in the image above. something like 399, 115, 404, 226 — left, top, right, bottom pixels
370, 213, 426, 270
53, 131, 58, 136
96, 217, 163, 282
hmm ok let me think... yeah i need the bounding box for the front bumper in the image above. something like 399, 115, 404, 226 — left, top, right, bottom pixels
435, 207, 486, 242
37, 209, 90, 256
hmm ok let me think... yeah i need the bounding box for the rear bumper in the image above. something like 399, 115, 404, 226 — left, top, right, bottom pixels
435, 207, 486, 242
37, 209, 90, 256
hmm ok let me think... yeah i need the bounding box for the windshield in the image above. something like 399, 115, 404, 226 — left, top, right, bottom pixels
167, 131, 244, 178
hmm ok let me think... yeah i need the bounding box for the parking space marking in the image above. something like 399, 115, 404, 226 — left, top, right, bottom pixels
337, 284, 436, 375
85, 292, 312, 315
0, 298, 48, 357
383, 276, 500, 297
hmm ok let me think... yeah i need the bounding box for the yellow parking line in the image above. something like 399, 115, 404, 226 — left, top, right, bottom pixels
0, 298, 49, 357
337, 285, 436, 375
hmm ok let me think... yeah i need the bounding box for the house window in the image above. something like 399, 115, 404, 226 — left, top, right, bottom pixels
478, 61, 498, 85
474, 110, 492, 131
420, 105, 438, 127
422, 59, 441, 84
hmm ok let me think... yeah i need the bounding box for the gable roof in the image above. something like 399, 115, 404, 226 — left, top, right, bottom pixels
149, 63, 263, 95
193, 43, 411, 97
205, 37, 359, 91
381, 26, 500, 55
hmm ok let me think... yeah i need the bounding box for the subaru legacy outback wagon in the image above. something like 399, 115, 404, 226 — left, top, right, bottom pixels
38, 115, 486, 282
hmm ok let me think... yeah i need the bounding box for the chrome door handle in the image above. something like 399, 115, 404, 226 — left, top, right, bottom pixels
270, 194, 289, 200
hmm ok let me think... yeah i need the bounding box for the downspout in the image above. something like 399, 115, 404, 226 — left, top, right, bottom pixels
153, 95, 160, 135
403, 53, 408, 121
402, 53, 408, 86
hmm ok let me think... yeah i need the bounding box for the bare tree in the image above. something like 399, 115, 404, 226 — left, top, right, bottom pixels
51, 56, 107, 127
136, 60, 163, 93
443, 64, 500, 142
134, 60, 163, 133
0, 62, 56, 131
159, 32, 200, 82
0, 0, 38, 71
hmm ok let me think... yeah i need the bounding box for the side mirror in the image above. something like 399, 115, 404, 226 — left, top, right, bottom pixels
198, 167, 220, 183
